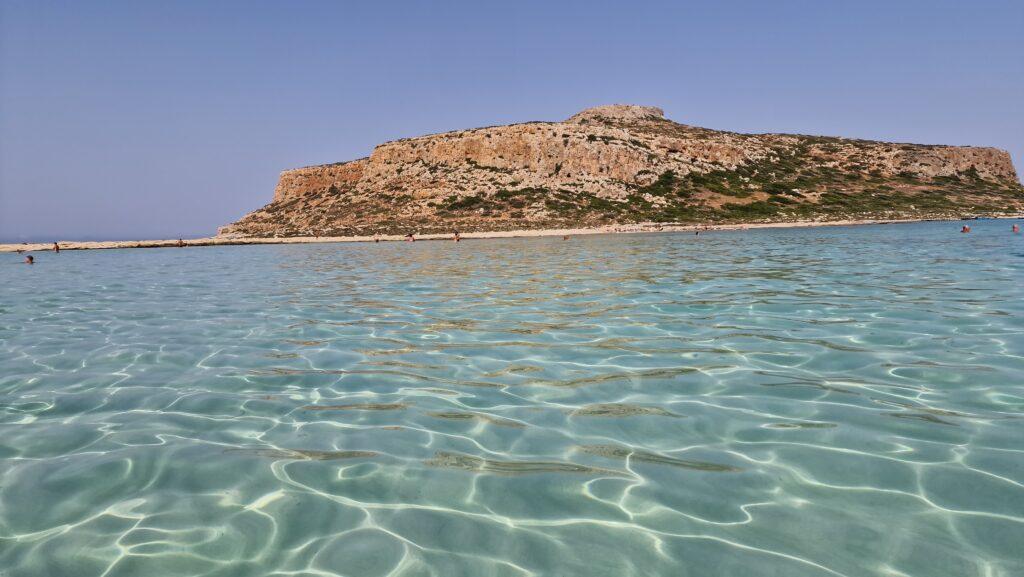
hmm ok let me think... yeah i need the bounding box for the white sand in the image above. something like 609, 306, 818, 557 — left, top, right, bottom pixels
3, 216, 1020, 253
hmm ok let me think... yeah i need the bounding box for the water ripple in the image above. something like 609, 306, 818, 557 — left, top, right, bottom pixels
2, 221, 1023, 576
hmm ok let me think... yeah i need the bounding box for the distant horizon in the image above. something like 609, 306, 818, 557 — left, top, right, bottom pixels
3, 101, 1021, 244
2, 0, 1021, 241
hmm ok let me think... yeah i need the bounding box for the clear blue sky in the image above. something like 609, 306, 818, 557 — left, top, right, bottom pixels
2, 0, 1021, 241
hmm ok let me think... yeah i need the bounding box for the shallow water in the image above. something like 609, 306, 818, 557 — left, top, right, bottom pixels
2, 220, 1023, 577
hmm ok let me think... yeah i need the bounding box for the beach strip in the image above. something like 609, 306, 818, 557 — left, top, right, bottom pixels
3, 216, 1021, 253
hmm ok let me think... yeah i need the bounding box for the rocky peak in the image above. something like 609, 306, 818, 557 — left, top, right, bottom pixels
567, 104, 665, 124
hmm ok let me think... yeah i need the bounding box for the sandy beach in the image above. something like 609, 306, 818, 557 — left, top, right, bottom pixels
3, 216, 1020, 253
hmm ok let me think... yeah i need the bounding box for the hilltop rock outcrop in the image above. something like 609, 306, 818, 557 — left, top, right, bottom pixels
220, 105, 1022, 237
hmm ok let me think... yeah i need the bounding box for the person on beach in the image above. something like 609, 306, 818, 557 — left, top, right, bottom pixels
53, 242, 60, 253
24, 255, 34, 264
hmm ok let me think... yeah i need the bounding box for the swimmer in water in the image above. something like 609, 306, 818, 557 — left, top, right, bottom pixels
453, 231, 461, 242
961, 225, 971, 233
53, 242, 60, 253
24, 255, 34, 264
563, 235, 570, 240
1013, 224, 1020, 234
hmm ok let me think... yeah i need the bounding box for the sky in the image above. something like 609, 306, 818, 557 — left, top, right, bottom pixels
1, 0, 1022, 241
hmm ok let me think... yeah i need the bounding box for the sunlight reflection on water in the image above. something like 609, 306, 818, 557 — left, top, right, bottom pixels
1, 220, 1023, 576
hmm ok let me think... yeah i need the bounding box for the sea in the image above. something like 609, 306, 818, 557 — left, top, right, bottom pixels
2, 220, 1022, 577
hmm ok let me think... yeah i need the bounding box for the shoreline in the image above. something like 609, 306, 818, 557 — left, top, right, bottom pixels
3, 215, 1021, 253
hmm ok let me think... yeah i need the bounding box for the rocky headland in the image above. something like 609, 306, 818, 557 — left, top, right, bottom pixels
214, 104, 1020, 237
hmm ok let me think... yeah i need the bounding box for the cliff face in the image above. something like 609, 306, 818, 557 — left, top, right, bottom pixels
219, 105, 1022, 237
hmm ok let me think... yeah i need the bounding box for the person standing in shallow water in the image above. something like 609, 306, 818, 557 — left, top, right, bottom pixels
53, 242, 59, 253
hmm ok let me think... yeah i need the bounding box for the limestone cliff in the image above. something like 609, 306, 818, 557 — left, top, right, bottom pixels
219, 105, 1022, 237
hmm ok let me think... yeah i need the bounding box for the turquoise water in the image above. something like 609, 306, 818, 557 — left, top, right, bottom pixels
2, 220, 1023, 577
